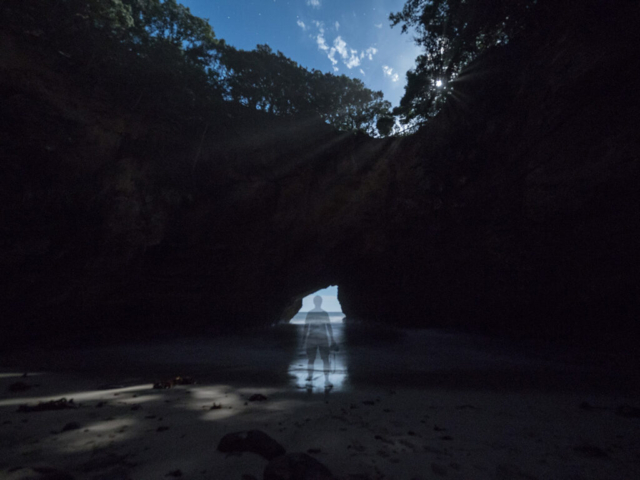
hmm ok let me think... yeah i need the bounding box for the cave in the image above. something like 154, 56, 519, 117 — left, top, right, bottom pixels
1, 1, 640, 479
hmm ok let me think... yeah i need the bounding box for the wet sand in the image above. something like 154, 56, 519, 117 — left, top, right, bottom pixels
1, 325, 639, 479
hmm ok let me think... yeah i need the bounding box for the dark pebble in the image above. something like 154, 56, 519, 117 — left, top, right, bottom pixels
62, 422, 80, 432
248, 394, 268, 401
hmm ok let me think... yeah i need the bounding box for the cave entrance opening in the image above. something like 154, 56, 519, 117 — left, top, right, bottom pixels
290, 285, 344, 325
287, 285, 348, 392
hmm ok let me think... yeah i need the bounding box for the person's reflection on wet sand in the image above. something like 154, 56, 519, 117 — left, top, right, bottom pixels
302, 295, 337, 389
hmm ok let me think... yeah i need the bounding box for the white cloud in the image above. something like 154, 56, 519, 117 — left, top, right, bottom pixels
364, 47, 377, 61
335, 21, 340, 31
327, 47, 338, 66
333, 36, 348, 59
360, 68, 365, 75
382, 65, 400, 82
345, 48, 361, 69
316, 28, 329, 51
312, 25, 377, 72
307, 0, 321, 8
297, 19, 307, 30
374, 23, 383, 29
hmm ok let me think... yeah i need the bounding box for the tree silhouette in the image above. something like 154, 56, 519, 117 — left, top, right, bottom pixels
216, 44, 391, 135
390, 0, 537, 122
3, 0, 392, 136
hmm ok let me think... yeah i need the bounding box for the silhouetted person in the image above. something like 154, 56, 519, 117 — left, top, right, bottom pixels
302, 295, 336, 387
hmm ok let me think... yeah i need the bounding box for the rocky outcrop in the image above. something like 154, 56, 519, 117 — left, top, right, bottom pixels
338, 2, 640, 344
1, 2, 639, 347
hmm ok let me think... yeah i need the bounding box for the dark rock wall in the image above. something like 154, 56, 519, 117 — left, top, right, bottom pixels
1, 2, 639, 347
338, 3, 640, 344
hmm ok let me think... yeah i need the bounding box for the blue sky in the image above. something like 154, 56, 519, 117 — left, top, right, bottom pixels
180, 0, 422, 107
299, 285, 342, 312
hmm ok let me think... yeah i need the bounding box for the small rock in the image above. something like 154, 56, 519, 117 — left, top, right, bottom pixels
218, 430, 286, 460
433, 425, 446, 432
154, 381, 173, 389
153, 376, 196, 389
157, 426, 170, 432
17, 398, 77, 413
210, 403, 223, 410
248, 394, 268, 402
62, 422, 81, 432
264, 453, 333, 480
173, 376, 195, 385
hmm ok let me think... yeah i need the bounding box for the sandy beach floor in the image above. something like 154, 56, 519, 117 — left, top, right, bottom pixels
1, 325, 639, 479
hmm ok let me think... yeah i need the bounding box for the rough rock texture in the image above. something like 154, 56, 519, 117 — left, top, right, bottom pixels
1, 2, 639, 347
338, 3, 640, 345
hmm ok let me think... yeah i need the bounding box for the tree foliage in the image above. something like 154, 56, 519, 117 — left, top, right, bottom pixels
214, 43, 391, 135
3, 0, 391, 136
390, 0, 538, 122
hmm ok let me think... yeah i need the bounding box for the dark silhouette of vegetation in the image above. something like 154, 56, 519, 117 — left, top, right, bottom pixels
216, 43, 392, 136
3, 0, 391, 136
390, 0, 539, 123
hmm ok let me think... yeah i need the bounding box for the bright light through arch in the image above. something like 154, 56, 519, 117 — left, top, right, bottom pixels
291, 285, 344, 324
436, 79, 443, 87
